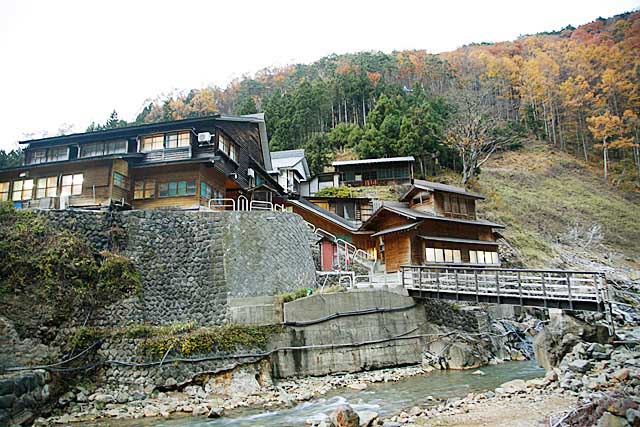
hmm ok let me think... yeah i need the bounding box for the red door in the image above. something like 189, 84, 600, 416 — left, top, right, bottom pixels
321, 240, 336, 271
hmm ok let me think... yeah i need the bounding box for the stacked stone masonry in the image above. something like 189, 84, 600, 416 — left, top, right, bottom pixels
39, 209, 317, 327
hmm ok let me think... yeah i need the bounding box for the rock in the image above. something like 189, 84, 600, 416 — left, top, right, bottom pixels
92, 393, 114, 403
597, 412, 630, 427
626, 408, 640, 427
526, 378, 549, 388
499, 379, 527, 393
207, 407, 224, 418
164, 378, 177, 388
613, 368, 630, 382
143, 405, 159, 417
568, 359, 592, 373
357, 410, 378, 427
192, 405, 208, 416
347, 383, 367, 391
115, 392, 129, 404
382, 422, 402, 427
471, 370, 485, 375
330, 404, 360, 427
545, 370, 558, 382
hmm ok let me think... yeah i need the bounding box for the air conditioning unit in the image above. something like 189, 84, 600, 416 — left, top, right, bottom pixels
247, 168, 255, 178
198, 132, 212, 144
60, 195, 69, 209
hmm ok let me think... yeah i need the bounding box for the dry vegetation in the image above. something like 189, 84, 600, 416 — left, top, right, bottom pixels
474, 143, 640, 277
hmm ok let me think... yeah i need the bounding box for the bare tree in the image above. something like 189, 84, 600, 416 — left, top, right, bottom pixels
445, 80, 506, 184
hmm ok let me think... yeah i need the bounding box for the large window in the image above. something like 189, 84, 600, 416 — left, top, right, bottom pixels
200, 182, 212, 199
134, 180, 155, 199
425, 247, 462, 264
158, 180, 196, 198
81, 140, 126, 158
141, 134, 164, 152
61, 174, 83, 196
443, 194, 473, 218
47, 146, 68, 162
218, 134, 238, 162
0, 182, 9, 201
26, 149, 46, 165
36, 177, 57, 198
12, 179, 34, 201
165, 131, 191, 148
469, 250, 499, 265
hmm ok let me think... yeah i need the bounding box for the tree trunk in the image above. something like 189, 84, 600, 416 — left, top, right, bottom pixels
603, 139, 609, 180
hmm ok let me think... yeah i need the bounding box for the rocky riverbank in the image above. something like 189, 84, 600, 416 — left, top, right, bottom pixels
32, 364, 433, 425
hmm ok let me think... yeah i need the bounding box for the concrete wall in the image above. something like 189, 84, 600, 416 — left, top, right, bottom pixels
39, 209, 316, 326
271, 290, 425, 378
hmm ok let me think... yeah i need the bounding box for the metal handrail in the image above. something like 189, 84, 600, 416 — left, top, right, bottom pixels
208, 198, 236, 211
249, 200, 273, 211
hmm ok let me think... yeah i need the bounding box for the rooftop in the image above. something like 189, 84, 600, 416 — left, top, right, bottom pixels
402, 179, 485, 200
332, 156, 415, 167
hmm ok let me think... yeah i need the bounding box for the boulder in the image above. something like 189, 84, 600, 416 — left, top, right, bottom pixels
626, 408, 640, 427
357, 410, 378, 427
143, 405, 159, 417
597, 412, 630, 427
568, 359, 592, 373
347, 383, 367, 391
533, 313, 612, 370
499, 379, 527, 393
207, 407, 224, 418
330, 404, 360, 427
613, 368, 630, 382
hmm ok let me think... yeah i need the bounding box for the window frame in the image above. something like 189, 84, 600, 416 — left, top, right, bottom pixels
158, 180, 196, 198
60, 174, 84, 197
36, 176, 58, 199
141, 134, 165, 152
0, 182, 9, 201
134, 180, 156, 199
12, 179, 34, 201
113, 172, 126, 188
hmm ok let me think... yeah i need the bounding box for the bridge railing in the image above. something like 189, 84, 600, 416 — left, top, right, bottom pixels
400, 265, 608, 310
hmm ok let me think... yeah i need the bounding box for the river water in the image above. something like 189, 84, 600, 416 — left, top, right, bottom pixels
86, 361, 544, 427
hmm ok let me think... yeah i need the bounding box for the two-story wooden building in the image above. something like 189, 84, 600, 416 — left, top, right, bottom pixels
0, 114, 281, 210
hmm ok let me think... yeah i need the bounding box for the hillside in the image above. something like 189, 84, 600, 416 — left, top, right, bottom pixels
475, 144, 640, 280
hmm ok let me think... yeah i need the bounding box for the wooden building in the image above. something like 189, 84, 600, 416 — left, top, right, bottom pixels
361, 180, 504, 271
0, 114, 282, 210
332, 156, 414, 187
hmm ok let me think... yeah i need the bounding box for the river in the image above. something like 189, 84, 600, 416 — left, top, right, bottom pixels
83, 361, 544, 427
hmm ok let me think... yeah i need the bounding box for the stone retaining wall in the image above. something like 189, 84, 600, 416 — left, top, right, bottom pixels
0, 371, 52, 427
39, 209, 316, 326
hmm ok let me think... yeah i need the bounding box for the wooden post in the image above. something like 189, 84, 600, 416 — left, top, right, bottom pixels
566, 273, 573, 311
495, 271, 500, 305
454, 269, 459, 301
517, 271, 523, 306
541, 272, 548, 308
474, 270, 479, 303
436, 269, 440, 298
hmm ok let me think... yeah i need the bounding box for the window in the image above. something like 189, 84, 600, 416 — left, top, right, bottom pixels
0, 182, 9, 201
200, 182, 212, 199
426, 247, 462, 264
219, 134, 228, 154
12, 179, 34, 201
36, 177, 57, 198
165, 131, 191, 149
61, 174, 83, 196
81, 141, 126, 158
469, 250, 499, 265
158, 181, 196, 198
141, 134, 164, 152
26, 149, 46, 165
113, 172, 125, 188
47, 146, 68, 162
134, 180, 155, 199
229, 143, 237, 162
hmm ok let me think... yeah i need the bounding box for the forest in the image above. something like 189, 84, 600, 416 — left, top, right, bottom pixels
8, 10, 638, 187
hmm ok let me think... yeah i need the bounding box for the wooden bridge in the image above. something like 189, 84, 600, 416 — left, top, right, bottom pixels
401, 266, 610, 312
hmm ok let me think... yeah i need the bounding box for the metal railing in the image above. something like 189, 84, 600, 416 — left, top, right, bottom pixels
206, 196, 285, 212
304, 221, 376, 271
401, 265, 609, 312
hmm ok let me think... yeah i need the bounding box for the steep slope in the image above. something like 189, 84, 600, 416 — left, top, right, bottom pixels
475, 144, 640, 280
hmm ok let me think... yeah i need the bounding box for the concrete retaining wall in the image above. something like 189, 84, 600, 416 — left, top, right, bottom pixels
271, 290, 426, 378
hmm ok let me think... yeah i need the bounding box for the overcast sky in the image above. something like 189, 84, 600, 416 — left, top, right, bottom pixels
0, 0, 637, 151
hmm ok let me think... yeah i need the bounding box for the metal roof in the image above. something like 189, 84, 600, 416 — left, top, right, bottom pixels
371, 221, 422, 237
269, 149, 310, 178
288, 198, 360, 232
364, 205, 505, 229
420, 235, 499, 246
332, 156, 415, 167
401, 179, 485, 200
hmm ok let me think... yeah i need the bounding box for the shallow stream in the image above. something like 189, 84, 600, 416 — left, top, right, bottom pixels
87, 361, 544, 427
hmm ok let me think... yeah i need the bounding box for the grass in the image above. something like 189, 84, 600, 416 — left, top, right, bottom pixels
475, 143, 640, 268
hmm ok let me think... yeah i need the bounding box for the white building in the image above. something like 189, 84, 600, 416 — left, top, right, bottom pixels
269, 149, 311, 194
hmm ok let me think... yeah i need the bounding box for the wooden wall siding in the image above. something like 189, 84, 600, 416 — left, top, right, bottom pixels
416, 219, 495, 241
198, 165, 228, 206
433, 192, 477, 219
141, 146, 191, 163
110, 159, 130, 203
215, 122, 264, 189
380, 232, 412, 272
130, 164, 200, 210
365, 209, 413, 231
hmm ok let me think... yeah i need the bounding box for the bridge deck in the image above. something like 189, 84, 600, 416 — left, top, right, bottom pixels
401, 266, 609, 312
